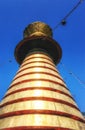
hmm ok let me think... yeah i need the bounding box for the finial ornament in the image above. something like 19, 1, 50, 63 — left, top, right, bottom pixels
24, 21, 53, 38
15, 21, 62, 64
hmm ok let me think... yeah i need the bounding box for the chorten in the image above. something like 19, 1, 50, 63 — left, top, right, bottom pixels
0, 21, 85, 129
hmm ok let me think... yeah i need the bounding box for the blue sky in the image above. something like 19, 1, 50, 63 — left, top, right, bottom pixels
0, 0, 85, 112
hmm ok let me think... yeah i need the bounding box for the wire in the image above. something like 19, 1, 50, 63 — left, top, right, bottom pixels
53, 0, 84, 30
60, 62, 85, 87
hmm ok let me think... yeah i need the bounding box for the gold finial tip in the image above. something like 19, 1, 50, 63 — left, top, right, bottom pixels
24, 21, 53, 38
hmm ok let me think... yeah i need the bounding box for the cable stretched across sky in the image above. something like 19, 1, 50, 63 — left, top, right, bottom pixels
60, 62, 85, 87
53, 0, 84, 30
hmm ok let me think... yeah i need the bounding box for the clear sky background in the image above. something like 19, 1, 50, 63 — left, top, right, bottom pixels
0, 0, 85, 112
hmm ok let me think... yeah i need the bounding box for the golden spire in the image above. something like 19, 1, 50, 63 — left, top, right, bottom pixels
15, 21, 62, 65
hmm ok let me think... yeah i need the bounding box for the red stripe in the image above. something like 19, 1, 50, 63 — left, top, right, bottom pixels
8, 79, 68, 90
13, 71, 64, 83
17, 65, 59, 75
21, 60, 55, 68
0, 110, 84, 123
24, 56, 53, 63
4, 87, 73, 101
0, 126, 75, 130
0, 97, 79, 111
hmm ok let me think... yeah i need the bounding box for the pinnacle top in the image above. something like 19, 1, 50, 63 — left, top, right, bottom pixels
15, 21, 62, 65
23, 21, 53, 38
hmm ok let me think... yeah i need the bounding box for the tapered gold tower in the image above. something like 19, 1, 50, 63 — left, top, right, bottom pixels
0, 22, 85, 129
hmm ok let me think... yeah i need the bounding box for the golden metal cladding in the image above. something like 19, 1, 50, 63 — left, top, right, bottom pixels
0, 53, 85, 129
23, 21, 53, 38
